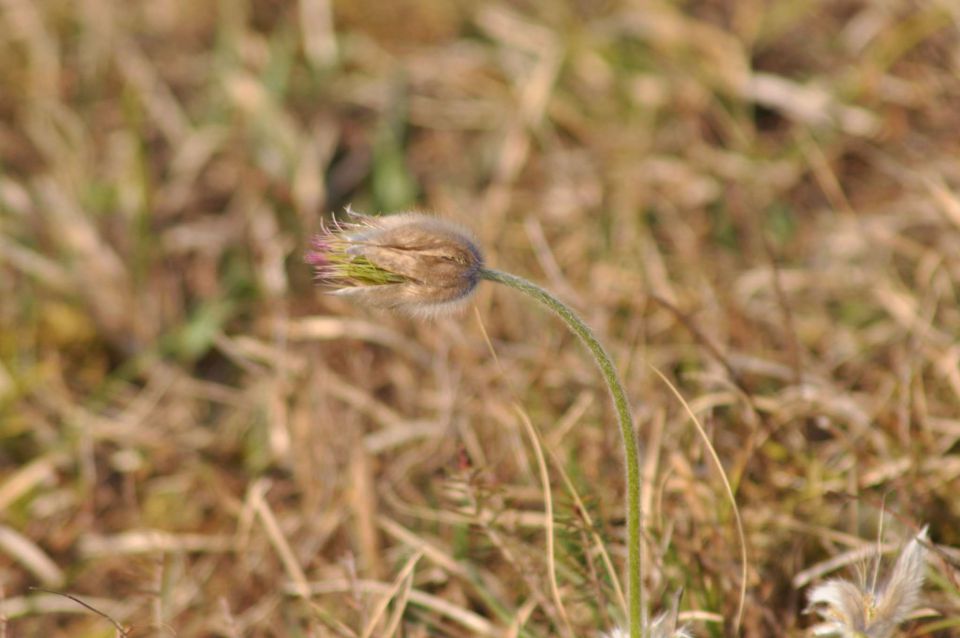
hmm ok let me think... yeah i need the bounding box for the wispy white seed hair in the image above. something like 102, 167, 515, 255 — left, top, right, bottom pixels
807, 526, 929, 638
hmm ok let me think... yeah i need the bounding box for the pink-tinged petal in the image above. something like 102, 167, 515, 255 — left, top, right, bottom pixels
304, 251, 328, 267
304, 235, 331, 266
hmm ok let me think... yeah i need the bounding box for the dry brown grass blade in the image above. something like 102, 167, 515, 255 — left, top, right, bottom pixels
504, 596, 538, 638
246, 479, 311, 599
294, 579, 497, 636
380, 562, 415, 638
78, 530, 235, 557
475, 302, 619, 631
358, 550, 422, 638
0, 454, 66, 514
0, 525, 63, 587
649, 364, 748, 634
793, 541, 901, 589
513, 405, 575, 638
298, 0, 338, 69
286, 317, 431, 364
348, 445, 384, 581
543, 427, 628, 616
377, 516, 468, 580
0, 236, 71, 292
0, 592, 130, 627
30, 590, 128, 637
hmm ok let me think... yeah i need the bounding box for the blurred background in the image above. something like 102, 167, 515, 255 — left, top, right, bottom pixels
1, 0, 959, 636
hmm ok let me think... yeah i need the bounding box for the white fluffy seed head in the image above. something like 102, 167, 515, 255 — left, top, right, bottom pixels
806, 527, 929, 638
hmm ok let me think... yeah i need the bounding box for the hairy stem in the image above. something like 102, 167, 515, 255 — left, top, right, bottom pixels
480, 267, 644, 637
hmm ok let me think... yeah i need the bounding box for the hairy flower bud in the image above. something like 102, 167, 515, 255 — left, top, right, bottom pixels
306, 210, 484, 317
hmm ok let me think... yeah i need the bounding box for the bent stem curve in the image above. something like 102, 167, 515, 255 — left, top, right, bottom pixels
480, 267, 644, 638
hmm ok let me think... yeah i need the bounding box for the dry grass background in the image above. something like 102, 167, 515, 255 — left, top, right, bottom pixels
1, 0, 960, 636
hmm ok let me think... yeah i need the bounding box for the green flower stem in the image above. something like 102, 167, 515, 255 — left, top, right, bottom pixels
480, 268, 644, 638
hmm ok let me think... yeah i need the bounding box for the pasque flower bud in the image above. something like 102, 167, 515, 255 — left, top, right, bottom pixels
306, 208, 650, 638
306, 210, 484, 317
